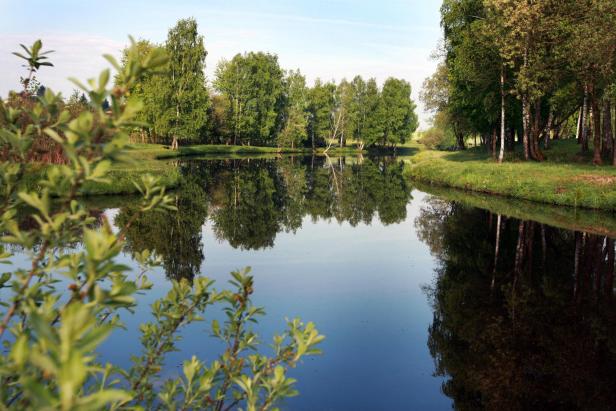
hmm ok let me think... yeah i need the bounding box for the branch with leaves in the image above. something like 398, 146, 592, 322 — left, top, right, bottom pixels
0, 39, 323, 410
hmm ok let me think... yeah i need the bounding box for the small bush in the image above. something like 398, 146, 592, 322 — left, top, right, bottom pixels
0, 39, 323, 410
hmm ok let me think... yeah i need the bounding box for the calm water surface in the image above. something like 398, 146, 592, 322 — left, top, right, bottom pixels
13, 156, 616, 410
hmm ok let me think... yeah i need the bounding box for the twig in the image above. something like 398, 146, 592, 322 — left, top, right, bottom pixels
0, 242, 48, 339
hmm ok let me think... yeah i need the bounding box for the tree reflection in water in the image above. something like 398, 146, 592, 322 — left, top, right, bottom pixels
416, 197, 616, 410
115, 156, 412, 280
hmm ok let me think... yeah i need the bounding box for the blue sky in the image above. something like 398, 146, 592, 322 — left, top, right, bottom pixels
0, 0, 442, 126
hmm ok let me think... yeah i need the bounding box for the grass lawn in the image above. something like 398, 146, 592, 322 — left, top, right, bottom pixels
405, 139, 616, 210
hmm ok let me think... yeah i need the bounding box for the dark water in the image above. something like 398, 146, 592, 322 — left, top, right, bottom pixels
11, 156, 616, 410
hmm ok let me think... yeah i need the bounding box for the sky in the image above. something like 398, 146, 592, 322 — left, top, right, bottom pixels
0, 0, 442, 127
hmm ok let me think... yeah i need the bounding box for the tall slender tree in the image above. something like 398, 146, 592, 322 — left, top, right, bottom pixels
278, 69, 309, 148
165, 18, 209, 149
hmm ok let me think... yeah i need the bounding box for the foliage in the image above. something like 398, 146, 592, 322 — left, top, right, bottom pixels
214, 52, 285, 146
118, 19, 210, 147
381, 78, 419, 147
0, 40, 323, 410
417, 126, 452, 150
164, 18, 210, 148
306, 79, 336, 148
278, 70, 309, 148
12, 39, 54, 93
430, 0, 616, 162
360, 78, 386, 148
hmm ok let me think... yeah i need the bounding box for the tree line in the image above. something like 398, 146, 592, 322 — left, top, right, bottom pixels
121, 18, 419, 149
420, 0, 616, 164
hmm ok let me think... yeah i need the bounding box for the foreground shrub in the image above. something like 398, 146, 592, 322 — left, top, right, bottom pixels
0, 39, 323, 410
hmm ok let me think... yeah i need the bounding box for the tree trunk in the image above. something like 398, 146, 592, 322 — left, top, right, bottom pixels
576, 106, 583, 144
530, 100, 544, 161
491, 128, 497, 158
514, 221, 526, 275
613, 100, 616, 166
607, 238, 614, 299
602, 100, 613, 164
522, 95, 531, 160
590, 86, 602, 165
492, 214, 502, 290
455, 123, 465, 150
581, 84, 589, 152
311, 128, 315, 151
544, 109, 553, 150
553, 124, 560, 140
457, 133, 465, 150
498, 67, 506, 163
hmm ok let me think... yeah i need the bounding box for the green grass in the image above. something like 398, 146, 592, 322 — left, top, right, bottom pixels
20, 159, 181, 197
405, 139, 616, 210
152, 144, 308, 159
124, 143, 369, 160
20, 143, 367, 196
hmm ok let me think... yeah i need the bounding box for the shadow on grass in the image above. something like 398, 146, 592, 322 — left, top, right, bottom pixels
440, 147, 490, 162
368, 146, 420, 157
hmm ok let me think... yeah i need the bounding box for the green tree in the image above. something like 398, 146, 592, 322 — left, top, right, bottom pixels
307, 79, 336, 149
278, 69, 309, 148
335, 79, 356, 147
214, 52, 285, 146
165, 18, 210, 149
381, 77, 418, 147
117, 20, 210, 148
361, 78, 385, 148
117, 39, 162, 143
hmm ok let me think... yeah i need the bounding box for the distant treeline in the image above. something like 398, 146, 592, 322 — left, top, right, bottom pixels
119, 18, 419, 149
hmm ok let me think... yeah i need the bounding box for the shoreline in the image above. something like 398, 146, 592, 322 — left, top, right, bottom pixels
404, 141, 616, 211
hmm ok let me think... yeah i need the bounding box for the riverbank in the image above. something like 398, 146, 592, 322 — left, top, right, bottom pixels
21, 160, 182, 196
405, 140, 616, 211
126, 143, 365, 160
22, 143, 366, 196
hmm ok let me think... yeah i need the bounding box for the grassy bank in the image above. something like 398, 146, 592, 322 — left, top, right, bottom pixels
21, 159, 181, 196
126, 143, 366, 160
21, 143, 365, 196
405, 139, 616, 211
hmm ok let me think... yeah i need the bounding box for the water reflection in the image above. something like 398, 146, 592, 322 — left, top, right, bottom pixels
416, 197, 616, 410
115, 156, 412, 279
10, 155, 616, 409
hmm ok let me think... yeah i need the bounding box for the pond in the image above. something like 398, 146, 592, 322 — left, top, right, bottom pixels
11, 156, 616, 410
